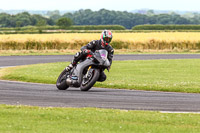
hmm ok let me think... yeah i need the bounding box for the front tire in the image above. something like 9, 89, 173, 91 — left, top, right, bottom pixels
80, 69, 100, 91
56, 69, 69, 90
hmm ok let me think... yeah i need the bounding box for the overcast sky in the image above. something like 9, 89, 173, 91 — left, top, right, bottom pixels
0, 0, 200, 11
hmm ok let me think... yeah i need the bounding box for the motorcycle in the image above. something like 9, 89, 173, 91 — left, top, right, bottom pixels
56, 49, 110, 91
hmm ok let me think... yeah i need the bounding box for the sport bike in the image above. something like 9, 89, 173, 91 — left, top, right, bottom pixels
56, 49, 110, 91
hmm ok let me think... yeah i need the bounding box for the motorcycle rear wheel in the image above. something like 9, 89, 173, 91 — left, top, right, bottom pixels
56, 69, 69, 90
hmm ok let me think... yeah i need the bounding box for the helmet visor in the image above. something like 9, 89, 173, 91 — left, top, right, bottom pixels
104, 37, 112, 43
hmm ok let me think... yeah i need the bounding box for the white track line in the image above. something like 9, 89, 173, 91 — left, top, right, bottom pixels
160, 111, 200, 114
0, 79, 54, 85
0, 66, 16, 68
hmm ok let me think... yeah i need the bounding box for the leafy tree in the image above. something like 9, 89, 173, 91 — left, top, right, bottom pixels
56, 17, 73, 28
0, 13, 12, 27
36, 20, 47, 26
16, 21, 22, 27
15, 12, 32, 26
50, 14, 61, 22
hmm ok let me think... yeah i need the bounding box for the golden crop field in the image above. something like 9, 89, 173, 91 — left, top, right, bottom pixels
1, 32, 200, 51
1, 32, 200, 42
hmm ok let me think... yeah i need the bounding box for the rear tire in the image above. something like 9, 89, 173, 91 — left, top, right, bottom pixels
56, 69, 69, 90
80, 69, 100, 91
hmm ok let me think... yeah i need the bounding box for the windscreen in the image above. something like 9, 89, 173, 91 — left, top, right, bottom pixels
99, 50, 108, 60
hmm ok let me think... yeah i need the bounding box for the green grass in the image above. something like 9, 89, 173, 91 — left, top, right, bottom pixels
1, 59, 200, 93
0, 104, 200, 133
1, 49, 200, 56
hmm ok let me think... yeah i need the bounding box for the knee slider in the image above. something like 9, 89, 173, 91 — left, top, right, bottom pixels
98, 74, 107, 82
74, 52, 81, 58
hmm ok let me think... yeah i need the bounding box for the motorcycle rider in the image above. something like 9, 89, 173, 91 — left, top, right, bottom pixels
65, 30, 114, 82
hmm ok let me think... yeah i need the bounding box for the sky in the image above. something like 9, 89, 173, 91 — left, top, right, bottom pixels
0, 0, 200, 11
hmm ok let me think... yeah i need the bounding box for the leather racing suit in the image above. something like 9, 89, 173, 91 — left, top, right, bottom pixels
71, 39, 114, 82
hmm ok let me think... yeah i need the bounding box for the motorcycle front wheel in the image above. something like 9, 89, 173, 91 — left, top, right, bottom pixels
80, 68, 100, 91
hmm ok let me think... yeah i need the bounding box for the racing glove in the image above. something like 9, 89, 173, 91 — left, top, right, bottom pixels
83, 49, 91, 54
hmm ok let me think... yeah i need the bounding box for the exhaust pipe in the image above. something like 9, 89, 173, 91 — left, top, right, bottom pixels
66, 78, 80, 87
66, 78, 72, 85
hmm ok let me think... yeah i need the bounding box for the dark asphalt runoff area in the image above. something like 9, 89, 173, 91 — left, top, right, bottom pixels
1, 54, 200, 67
0, 54, 200, 112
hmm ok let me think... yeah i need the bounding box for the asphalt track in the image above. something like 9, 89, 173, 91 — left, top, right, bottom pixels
1, 54, 200, 67
0, 54, 200, 112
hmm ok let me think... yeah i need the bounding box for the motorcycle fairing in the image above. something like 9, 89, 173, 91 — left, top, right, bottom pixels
71, 58, 98, 87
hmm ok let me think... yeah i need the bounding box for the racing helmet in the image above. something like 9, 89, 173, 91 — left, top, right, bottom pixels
101, 30, 112, 47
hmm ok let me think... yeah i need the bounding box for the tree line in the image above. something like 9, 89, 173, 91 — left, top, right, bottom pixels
0, 12, 55, 27
62, 9, 200, 29
1, 9, 200, 29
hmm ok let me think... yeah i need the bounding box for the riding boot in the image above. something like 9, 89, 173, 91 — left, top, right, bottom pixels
65, 63, 74, 72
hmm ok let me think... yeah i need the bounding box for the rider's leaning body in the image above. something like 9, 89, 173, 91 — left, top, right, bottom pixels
66, 30, 114, 82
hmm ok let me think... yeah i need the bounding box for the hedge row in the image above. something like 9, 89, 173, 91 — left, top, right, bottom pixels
64, 25, 126, 30
132, 25, 200, 30
1, 40, 200, 51
0, 25, 126, 31
2, 30, 200, 35
3, 24, 200, 31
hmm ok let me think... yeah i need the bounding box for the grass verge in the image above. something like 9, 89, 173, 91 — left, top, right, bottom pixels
0, 104, 200, 133
1, 49, 200, 56
1, 59, 200, 93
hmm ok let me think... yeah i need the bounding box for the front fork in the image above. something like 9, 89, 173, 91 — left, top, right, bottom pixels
86, 66, 92, 78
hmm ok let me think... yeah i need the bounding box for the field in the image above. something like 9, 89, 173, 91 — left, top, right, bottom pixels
1, 59, 200, 93
1, 32, 200, 54
2, 32, 200, 42
1, 32, 200, 132
0, 104, 200, 133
